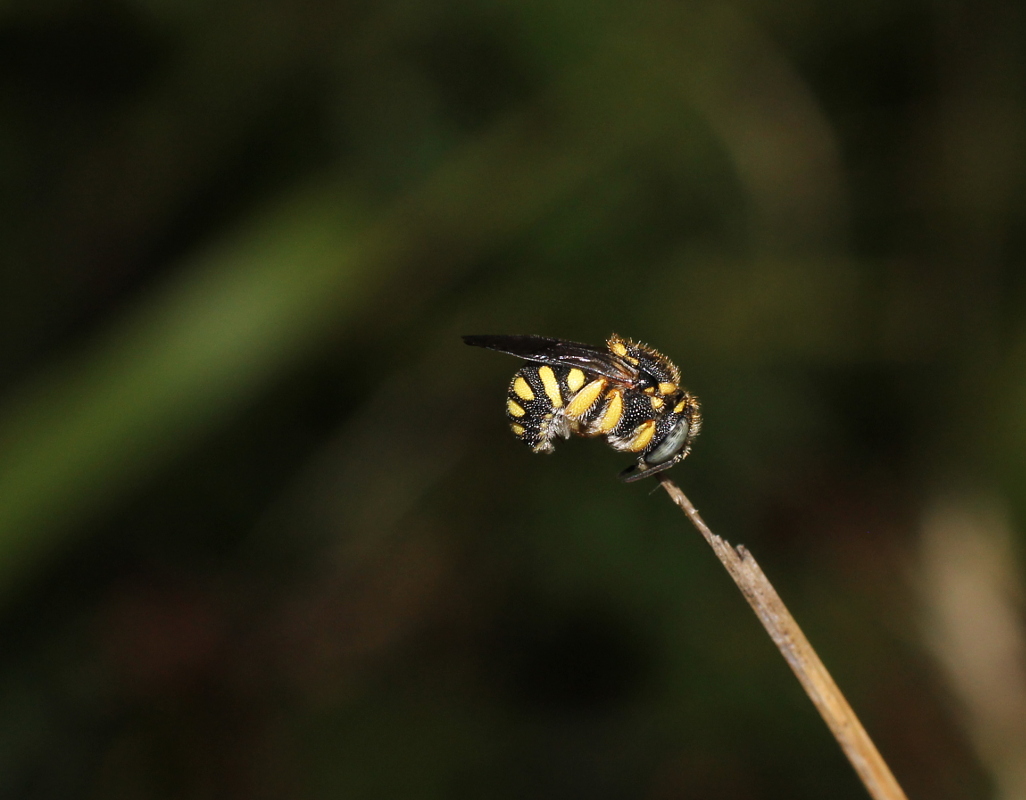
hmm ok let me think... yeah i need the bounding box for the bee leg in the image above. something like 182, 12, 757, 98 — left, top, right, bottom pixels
617, 458, 679, 483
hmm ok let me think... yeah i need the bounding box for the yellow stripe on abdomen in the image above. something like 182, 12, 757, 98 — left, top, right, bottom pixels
537, 366, 563, 408
512, 376, 534, 401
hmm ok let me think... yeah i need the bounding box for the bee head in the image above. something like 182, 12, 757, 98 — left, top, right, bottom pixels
618, 393, 701, 483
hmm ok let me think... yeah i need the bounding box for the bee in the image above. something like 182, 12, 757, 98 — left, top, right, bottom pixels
463, 333, 701, 482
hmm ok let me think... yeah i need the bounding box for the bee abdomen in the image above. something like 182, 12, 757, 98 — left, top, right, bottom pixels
506, 365, 573, 453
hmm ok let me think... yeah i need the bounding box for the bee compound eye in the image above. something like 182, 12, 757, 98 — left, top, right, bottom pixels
645, 417, 691, 465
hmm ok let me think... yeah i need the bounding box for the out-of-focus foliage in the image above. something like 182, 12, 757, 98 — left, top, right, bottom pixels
1, 0, 1025, 797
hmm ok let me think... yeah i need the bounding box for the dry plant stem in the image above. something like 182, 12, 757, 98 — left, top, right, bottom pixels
658, 476, 908, 800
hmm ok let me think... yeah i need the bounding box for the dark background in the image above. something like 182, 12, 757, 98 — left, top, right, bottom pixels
1, 0, 1025, 797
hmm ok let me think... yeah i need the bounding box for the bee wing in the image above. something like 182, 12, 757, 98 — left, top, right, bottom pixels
462, 334, 639, 385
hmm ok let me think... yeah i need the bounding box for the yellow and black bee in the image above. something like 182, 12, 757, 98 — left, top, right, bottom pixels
463, 333, 701, 482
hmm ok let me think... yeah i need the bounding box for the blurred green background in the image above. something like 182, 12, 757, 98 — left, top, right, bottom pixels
2, 0, 1026, 797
